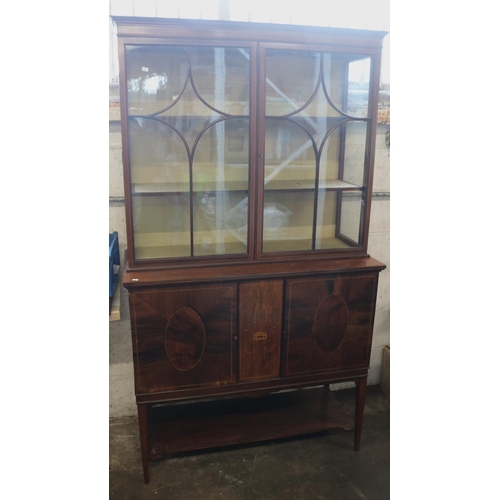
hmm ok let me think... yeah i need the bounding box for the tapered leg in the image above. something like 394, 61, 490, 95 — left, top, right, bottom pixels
137, 404, 150, 484
354, 377, 367, 452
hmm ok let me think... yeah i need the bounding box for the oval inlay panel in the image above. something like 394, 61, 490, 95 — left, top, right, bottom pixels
313, 295, 348, 353
165, 307, 206, 371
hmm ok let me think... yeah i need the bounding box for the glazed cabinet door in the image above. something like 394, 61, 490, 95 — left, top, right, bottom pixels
258, 45, 375, 256
123, 42, 256, 264
129, 283, 237, 394
282, 273, 378, 377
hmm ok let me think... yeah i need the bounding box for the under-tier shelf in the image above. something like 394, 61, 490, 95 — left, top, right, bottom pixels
147, 387, 354, 459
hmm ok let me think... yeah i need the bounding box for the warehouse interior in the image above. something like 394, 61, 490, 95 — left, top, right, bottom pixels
108, 1, 390, 498
3, 1, 498, 499
3, 1, 499, 498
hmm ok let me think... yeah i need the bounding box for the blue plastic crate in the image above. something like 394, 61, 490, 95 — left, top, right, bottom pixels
109, 232, 120, 298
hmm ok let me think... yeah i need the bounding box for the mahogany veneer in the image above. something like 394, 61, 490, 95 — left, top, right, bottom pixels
113, 16, 387, 484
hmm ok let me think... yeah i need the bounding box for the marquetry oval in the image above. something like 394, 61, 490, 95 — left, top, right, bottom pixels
165, 307, 206, 371
313, 294, 348, 354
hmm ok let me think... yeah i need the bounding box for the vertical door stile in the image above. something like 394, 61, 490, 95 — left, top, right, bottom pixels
360, 52, 382, 252
255, 43, 267, 258
247, 41, 259, 259
119, 37, 136, 266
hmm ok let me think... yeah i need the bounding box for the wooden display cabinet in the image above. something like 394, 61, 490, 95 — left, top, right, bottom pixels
113, 16, 387, 484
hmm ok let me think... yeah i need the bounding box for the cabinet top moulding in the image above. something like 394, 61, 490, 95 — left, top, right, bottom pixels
111, 16, 388, 49
122, 255, 385, 289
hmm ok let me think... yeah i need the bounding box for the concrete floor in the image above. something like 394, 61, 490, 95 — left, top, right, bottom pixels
110, 385, 390, 499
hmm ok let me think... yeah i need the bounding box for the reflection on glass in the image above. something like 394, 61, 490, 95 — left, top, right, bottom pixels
126, 46, 189, 116
126, 45, 251, 259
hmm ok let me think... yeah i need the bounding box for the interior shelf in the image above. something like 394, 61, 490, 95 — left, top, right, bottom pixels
262, 236, 352, 253
134, 242, 248, 260
132, 180, 360, 194
147, 387, 355, 459
132, 180, 249, 194
264, 179, 360, 191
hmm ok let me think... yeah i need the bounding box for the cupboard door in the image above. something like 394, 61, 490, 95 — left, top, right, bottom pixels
238, 280, 283, 382
130, 284, 237, 393
283, 274, 378, 377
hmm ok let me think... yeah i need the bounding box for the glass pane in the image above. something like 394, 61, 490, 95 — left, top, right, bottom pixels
318, 127, 342, 188
347, 57, 371, 118
323, 54, 371, 118
262, 191, 314, 253
126, 46, 189, 116
191, 47, 250, 115
314, 191, 352, 250
266, 50, 321, 116
322, 53, 346, 114
132, 194, 191, 260
343, 121, 367, 187
128, 117, 189, 193
264, 118, 316, 190
193, 118, 249, 192
156, 81, 220, 148
194, 191, 249, 256
339, 191, 363, 245
192, 118, 250, 256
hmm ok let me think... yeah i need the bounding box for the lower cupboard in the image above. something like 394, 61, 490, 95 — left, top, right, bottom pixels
125, 263, 384, 484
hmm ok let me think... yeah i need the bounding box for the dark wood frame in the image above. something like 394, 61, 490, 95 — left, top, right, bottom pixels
113, 16, 387, 485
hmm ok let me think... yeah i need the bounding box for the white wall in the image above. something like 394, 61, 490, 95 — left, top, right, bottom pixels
109, 0, 390, 85
108, 3, 390, 417
109, 0, 389, 29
